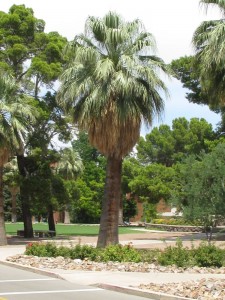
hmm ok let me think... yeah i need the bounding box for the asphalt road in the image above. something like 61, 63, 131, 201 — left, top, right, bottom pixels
0, 264, 153, 300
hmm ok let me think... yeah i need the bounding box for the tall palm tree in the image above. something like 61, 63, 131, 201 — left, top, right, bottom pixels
56, 147, 84, 181
0, 72, 36, 245
3, 157, 20, 223
55, 147, 83, 224
193, 0, 225, 104
57, 12, 170, 247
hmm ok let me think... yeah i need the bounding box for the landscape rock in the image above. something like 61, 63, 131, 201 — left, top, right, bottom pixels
6, 255, 225, 299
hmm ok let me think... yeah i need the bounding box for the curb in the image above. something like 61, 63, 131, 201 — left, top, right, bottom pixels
0, 260, 64, 281
93, 283, 195, 300
0, 260, 195, 300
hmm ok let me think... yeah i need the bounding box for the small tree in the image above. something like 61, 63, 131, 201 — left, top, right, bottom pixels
174, 144, 225, 242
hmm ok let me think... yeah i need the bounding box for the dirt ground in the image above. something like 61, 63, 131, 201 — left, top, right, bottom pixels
7, 229, 225, 250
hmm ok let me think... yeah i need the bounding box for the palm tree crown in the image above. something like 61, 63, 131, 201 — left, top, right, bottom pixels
0, 72, 36, 155
193, 0, 225, 103
57, 12, 170, 158
56, 147, 83, 180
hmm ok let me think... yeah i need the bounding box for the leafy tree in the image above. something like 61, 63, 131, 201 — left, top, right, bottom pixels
173, 143, 225, 241
57, 12, 171, 247
123, 197, 137, 223
137, 117, 215, 166
0, 73, 36, 244
129, 163, 176, 204
73, 131, 100, 162
71, 132, 105, 224
137, 124, 175, 166
69, 179, 102, 223
55, 147, 83, 223
23, 148, 68, 233
0, 4, 68, 238
170, 55, 219, 108
0, 4, 45, 79
0, 5, 67, 96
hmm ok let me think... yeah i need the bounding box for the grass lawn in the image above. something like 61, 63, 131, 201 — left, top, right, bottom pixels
5, 222, 146, 236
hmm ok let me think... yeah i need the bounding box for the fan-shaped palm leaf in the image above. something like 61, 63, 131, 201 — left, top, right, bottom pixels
193, 0, 225, 103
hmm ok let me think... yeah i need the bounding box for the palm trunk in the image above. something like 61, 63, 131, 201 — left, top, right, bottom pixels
17, 154, 33, 238
48, 205, 56, 234
118, 197, 124, 225
0, 166, 7, 246
97, 156, 122, 248
10, 187, 19, 223
11, 193, 17, 223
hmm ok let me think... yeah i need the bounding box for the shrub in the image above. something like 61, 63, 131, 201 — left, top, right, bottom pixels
138, 249, 160, 263
100, 244, 141, 262
25, 242, 57, 257
56, 246, 72, 258
69, 244, 99, 261
157, 239, 191, 267
193, 242, 225, 267
25, 240, 225, 268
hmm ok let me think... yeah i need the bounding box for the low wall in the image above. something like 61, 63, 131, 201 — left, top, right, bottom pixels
145, 223, 203, 232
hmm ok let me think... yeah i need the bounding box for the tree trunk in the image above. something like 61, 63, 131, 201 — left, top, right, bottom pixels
0, 166, 7, 246
118, 197, 124, 225
64, 208, 71, 224
17, 154, 33, 238
10, 186, 19, 223
97, 156, 122, 248
48, 205, 56, 234
21, 194, 33, 238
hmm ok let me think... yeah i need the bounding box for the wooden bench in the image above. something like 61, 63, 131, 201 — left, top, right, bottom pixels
33, 230, 56, 238
17, 229, 56, 237
17, 230, 25, 237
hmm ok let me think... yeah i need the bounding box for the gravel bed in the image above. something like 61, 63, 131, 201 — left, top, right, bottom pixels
6, 255, 225, 299
139, 278, 225, 300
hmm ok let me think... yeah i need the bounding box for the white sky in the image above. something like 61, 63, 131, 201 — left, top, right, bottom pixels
1, 0, 222, 133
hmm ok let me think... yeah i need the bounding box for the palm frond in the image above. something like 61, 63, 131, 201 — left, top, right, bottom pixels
57, 12, 170, 158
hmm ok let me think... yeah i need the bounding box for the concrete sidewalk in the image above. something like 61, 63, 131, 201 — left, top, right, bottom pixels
1, 233, 225, 300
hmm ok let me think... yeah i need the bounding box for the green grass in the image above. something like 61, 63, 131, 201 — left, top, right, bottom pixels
5, 222, 146, 236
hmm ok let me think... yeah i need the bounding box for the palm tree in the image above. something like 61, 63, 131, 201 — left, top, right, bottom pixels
193, 0, 225, 104
56, 147, 84, 181
3, 157, 20, 223
0, 72, 36, 245
56, 147, 83, 224
57, 12, 170, 247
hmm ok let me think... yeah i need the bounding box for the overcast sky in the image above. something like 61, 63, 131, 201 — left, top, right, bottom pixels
1, 0, 222, 132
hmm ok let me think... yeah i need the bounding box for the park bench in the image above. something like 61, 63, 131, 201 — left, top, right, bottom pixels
17, 230, 25, 237
17, 229, 56, 238
33, 230, 56, 237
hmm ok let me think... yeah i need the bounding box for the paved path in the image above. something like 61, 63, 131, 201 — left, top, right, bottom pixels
1, 229, 225, 300
0, 264, 151, 300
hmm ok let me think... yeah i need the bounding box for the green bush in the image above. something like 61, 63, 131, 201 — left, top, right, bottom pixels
56, 246, 72, 258
100, 244, 141, 262
25, 242, 57, 257
193, 242, 225, 267
25, 240, 225, 268
157, 240, 191, 267
69, 244, 99, 261
138, 249, 159, 263
25, 242, 141, 262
